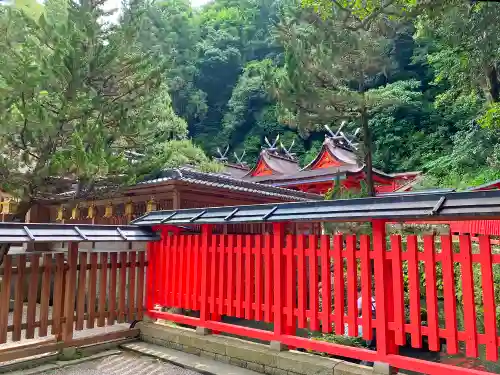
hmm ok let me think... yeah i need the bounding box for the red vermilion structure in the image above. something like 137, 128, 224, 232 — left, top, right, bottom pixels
238, 136, 420, 195
145, 220, 500, 375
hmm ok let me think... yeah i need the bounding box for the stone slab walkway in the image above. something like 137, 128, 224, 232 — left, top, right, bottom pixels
120, 342, 260, 375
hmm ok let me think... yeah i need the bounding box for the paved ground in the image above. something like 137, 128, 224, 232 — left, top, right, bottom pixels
35, 351, 201, 375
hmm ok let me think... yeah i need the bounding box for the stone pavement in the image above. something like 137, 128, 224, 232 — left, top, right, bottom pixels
33, 351, 201, 375
8, 343, 260, 375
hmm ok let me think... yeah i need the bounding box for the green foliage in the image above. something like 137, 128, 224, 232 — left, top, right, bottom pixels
5, 0, 500, 214
0, 0, 215, 217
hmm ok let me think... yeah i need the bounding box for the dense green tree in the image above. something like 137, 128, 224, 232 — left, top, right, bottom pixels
274, 4, 406, 195
0, 0, 217, 263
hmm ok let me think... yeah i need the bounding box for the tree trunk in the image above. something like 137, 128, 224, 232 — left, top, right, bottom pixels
486, 65, 500, 103
0, 199, 33, 267
361, 102, 375, 197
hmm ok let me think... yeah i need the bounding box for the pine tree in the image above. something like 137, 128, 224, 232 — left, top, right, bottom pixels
0, 0, 202, 263
274, 4, 402, 196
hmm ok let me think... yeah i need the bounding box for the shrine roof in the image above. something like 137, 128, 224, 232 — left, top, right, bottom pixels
466, 178, 500, 192
302, 137, 359, 171
245, 165, 395, 186
222, 163, 250, 178
243, 150, 300, 178
138, 167, 321, 201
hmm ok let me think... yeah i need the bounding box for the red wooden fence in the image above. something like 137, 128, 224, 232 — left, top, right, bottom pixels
146, 221, 500, 375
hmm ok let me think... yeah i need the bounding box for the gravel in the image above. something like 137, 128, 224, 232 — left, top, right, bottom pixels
36, 352, 201, 375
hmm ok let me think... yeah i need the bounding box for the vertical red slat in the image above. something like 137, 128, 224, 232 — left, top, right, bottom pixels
273, 223, 284, 337
177, 235, 187, 307
459, 235, 478, 358
359, 235, 372, 341
423, 236, 439, 351
52, 253, 64, 336
154, 240, 162, 307
164, 234, 172, 307
390, 235, 405, 346
236, 235, 243, 318
478, 235, 498, 362
227, 235, 235, 316
200, 226, 211, 323
372, 220, 395, 357
333, 234, 344, 335
440, 235, 458, 354
172, 234, 179, 307
193, 235, 201, 310
297, 235, 306, 329
210, 235, 218, 316
346, 235, 357, 337
186, 236, 193, 310
146, 242, 155, 312
245, 235, 253, 320
157, 235, 165, 307
264, 234, 273, 323
321, 235, 332, 333
218, 235, 226, 316
308, 234, 319, 331
286, 235, 293, 327
255, 235, 263, 321
407, 235, 422, 348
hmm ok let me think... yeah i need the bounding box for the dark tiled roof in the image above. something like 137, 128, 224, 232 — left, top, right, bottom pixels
138, 167, 322, 201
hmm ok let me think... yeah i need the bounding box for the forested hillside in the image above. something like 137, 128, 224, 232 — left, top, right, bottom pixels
2, 0, 500, 198
144, 0, 500, 189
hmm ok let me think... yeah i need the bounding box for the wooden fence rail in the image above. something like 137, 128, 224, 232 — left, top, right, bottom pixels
0, 246, 147, 352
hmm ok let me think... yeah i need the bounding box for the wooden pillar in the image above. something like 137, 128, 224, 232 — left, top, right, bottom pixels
61, 243, 78, 342
173, 189, 181, 210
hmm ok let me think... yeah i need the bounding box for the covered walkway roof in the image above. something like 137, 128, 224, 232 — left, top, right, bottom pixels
131, 190, 500, 226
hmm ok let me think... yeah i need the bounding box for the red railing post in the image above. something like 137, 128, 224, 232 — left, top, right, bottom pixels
199, 224, 213, 334
271, 222, 286, 350
372, 219, 398, 367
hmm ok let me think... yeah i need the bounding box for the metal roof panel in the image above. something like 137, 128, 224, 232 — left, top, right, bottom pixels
131, 190, 500, 226
0, 223, 159, 243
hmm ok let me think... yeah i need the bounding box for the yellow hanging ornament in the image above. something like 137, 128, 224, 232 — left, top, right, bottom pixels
87, 203, 96, 219
1, 199, 10, 215
146, 197, 157, 213
56, 205, 65, 221
125, 200, 134, 217
103, 201, 113, 218
70, 204, 80, 220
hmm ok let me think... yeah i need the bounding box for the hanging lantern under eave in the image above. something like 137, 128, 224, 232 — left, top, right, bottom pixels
125, 200, 134, 217
1, 200, 9, 215
87, 203, 96, 219
56, 205, 65, 222
70, 204, 80, 220
103, 202, 113, 218
146, 197, 157, 213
